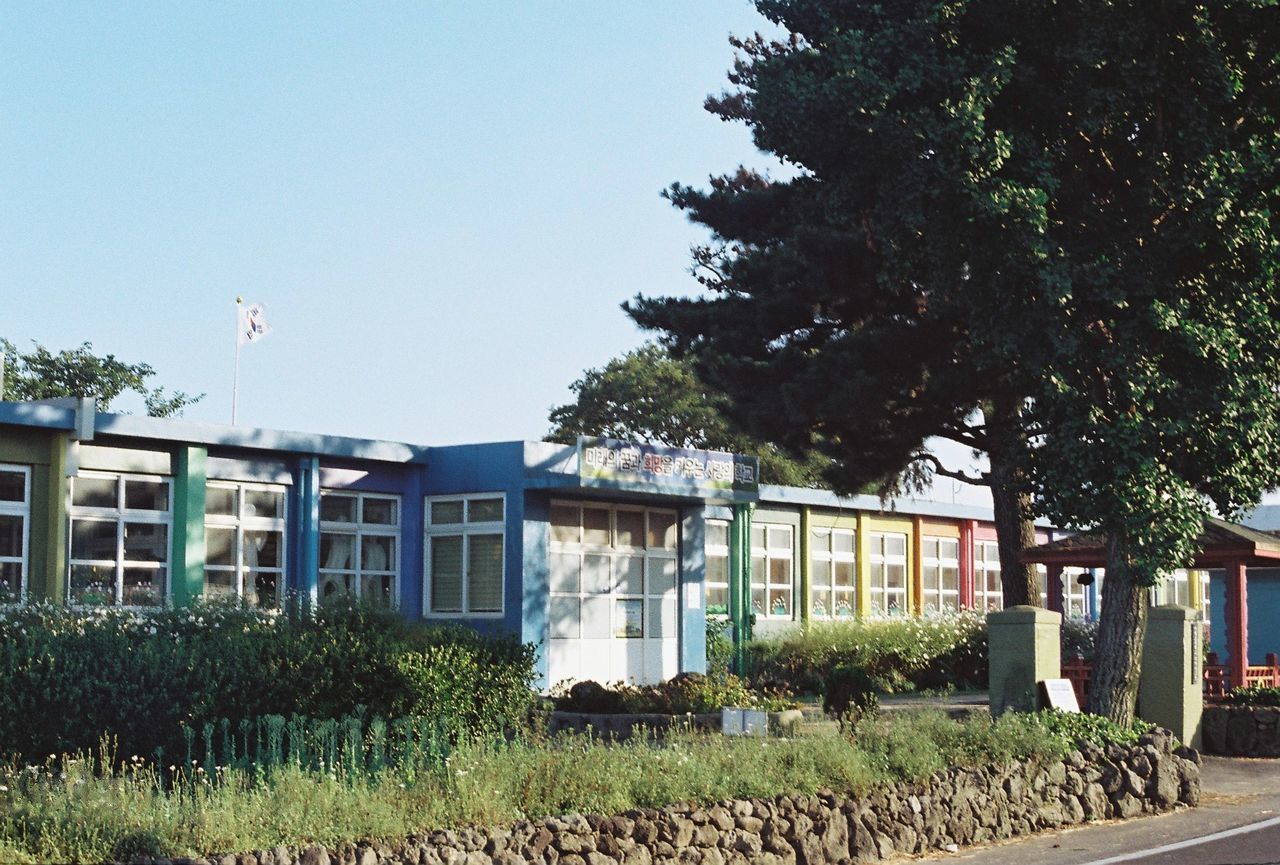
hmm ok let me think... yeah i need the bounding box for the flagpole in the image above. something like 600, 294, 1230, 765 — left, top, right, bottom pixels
232, 296, 242, 425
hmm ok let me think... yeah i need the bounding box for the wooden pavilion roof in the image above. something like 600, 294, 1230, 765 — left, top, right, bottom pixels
1021, 518, 1280, 569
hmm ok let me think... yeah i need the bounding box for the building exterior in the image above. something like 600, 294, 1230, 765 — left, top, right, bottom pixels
0, 398, 1209, 689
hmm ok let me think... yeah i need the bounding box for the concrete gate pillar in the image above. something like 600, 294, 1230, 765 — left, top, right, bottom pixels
1139, 604, 1203, 749
988, 605, 1061, 716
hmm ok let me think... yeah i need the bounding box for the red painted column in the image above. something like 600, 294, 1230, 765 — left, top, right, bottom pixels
1227, 559, 1250, 691
1046, 564, 1064, 614
958, 520, 975, 610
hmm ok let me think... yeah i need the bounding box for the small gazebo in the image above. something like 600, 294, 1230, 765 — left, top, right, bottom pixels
1023, 518, 1280, 694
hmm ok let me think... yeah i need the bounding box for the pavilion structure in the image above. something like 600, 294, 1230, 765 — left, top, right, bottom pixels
1023, 518, 1280, 695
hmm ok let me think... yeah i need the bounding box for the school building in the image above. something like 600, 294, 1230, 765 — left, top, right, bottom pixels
0, 397, 1223, 689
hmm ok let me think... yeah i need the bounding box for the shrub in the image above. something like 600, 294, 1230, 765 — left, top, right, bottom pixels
551, 673, 794, 715
748, 614, 988, 695
1031, 709, 1157, 748
1226, 685, 1280, 706
0, 598, 536, 763
1061, 617, 1098, 660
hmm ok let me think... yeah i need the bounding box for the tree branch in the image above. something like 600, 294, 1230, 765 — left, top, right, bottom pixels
914, 452, 990, 486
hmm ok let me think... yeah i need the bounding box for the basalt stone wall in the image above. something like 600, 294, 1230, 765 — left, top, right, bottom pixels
1203, 705, 1280, 756
164, 733, 1199, 865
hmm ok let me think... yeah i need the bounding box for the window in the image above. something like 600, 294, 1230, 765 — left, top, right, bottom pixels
425, 494, 505, 615
0, 465, 31, 602
1061, 567, 1091, 618
868, 531, 908, 616
810, 527, 855, 618
705, 520, 730, 616
205, 482, 286, 607
548, 501, 678, 639
750, 523, 794, 619
69, 472, 171, 606
920, 535, 960, 614
319, 491, 400, 605
974, 540, 1002, 612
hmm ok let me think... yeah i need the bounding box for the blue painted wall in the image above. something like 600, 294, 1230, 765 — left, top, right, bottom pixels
680, 509, 707, 675
1208, 567, 1280, 663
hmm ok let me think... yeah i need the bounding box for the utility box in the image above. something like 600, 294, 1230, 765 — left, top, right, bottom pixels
722, 707, 768, 737
1139, 604, 1203, 749
989, 605, 1062, 717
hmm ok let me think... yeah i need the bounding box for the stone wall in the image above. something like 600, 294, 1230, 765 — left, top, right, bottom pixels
173, 732, 1199, 865
1203, 705, 1280, 756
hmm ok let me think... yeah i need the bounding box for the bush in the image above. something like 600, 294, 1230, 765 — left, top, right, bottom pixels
1031, 709, 1157, 748
748, 614, 988, 695
552, 673, 794, 715
0, 598, 537, 763
1061, 618, 1098, 661
1226, 685, 1280, 706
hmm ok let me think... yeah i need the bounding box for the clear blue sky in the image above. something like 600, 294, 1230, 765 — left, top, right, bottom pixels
1, 2, 786, 445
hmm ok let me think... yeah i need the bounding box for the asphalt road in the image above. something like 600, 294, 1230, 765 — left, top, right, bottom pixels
916, 757, 1280, 865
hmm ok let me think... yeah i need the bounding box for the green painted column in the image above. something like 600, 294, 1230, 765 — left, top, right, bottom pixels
170, 446, 207, 605
31, 433, 69, 602
728, 502, 753, 675
799, 506, 812, 625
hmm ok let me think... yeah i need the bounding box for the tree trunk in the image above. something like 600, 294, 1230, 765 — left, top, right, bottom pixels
986, 395, 1040, 607
1086, 533, 1148, 724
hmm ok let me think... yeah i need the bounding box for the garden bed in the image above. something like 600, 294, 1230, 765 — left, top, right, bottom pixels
545, 708, 805, 739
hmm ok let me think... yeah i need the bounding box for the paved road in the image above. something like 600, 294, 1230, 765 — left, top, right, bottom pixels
916, 757, 1280, 865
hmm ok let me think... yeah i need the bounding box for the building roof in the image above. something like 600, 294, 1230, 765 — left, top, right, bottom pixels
1022, 517, 1280, 568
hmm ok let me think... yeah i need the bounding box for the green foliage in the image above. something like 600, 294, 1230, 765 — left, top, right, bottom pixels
705, 618, 734, 678
546, 343, 829, 487
1, 338, 202, 417
1226, 686, 1280, 707
0, 712, 1070, 862
1061, 618, 1099, 661
0, 599, 536, 763
749, 614, 988, 695
1030, 710, 1157, 749
552, 673, 795, 715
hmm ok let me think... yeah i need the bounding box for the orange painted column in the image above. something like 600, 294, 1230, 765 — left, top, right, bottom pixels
958, 520, 976, 610
1227, 559, 1249, 690
911, 516, 924, 615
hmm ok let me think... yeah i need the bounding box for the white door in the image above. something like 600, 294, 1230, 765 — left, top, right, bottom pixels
547, 501, 680, 688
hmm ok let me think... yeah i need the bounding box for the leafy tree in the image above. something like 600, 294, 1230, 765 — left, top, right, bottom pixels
547, 343, 830, 487
629, 0, 1280, 722
1, 339, 202, 418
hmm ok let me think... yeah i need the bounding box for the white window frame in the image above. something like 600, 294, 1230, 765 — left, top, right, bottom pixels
810, 526, 856, 619
319, 490, 401, 606
974, 540, 1003, 612
204, 481, 288, 607
920, 534, 960, 615
0, 464, 32, 603
868, 531, 909, 616
750, 522, 795, 620
68, 471, 172, 607
424, 493, 506, 618
704, 519, 730, 617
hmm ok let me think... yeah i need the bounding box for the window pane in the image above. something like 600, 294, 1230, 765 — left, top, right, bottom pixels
834, 594, 854, 617
583, 508, 610, 545
812, 559, 832, 590
254, 571, 281, 608
767, 526, 790, 551
705, 585, 728, 615
705, 522, 728, 548
750, 555, 765, 585
769, 557, 791, 586
73, 477, 117, 509
123, 523, 168, 562
467, 534, 503, 612
834, 561, 855, 588
706, 555, 728, 585
550, 552, 580, 593
942, 566, 959, 592
244, 530, 282, 570
362, 497, 398, 526
0, 562, 20, 600
941, 539, 959, 559
832, 531, 855, 555
582, 596, 610, 639
811, 592, 829, 618
615, 598, 643, 638
616, 556, 643, 594
319, 573, 353, 598
648, 512, 677, 550
750, 587, 766, 616
71, 564, 115, 605
123, 568, 163, 606
0, 515, 22, 558
768, 589, 790, 617
361, 535, 396, 571
320, 532, 355, 570
811, 528, 829, 553
750, 525, 765, 550
886, 534, 907, 557
582, 554, 610, 594
125, 480, 168, 512
362, 574, 395, 607
320, 494, 356, 523
649, 557, 677, 596
886, 564, 906, 589
244, 488, 284, 520
71, 519, 116, 561
205, 485, 236, 516
206, 527, 236, 567
549, 597, 580, 639
430, 536, 463, 612
550, 504, 578, 543
467, 498, 503, 523
616, 511, 645, 548
204, 568, 236, 598
432, 500, 464, 525
0, 471, 25, 502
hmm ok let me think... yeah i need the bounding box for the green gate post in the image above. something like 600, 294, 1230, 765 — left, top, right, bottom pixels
729, 503, 754, 676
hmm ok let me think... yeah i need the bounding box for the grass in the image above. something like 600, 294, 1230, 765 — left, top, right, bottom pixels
0, 710, 1073, 864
